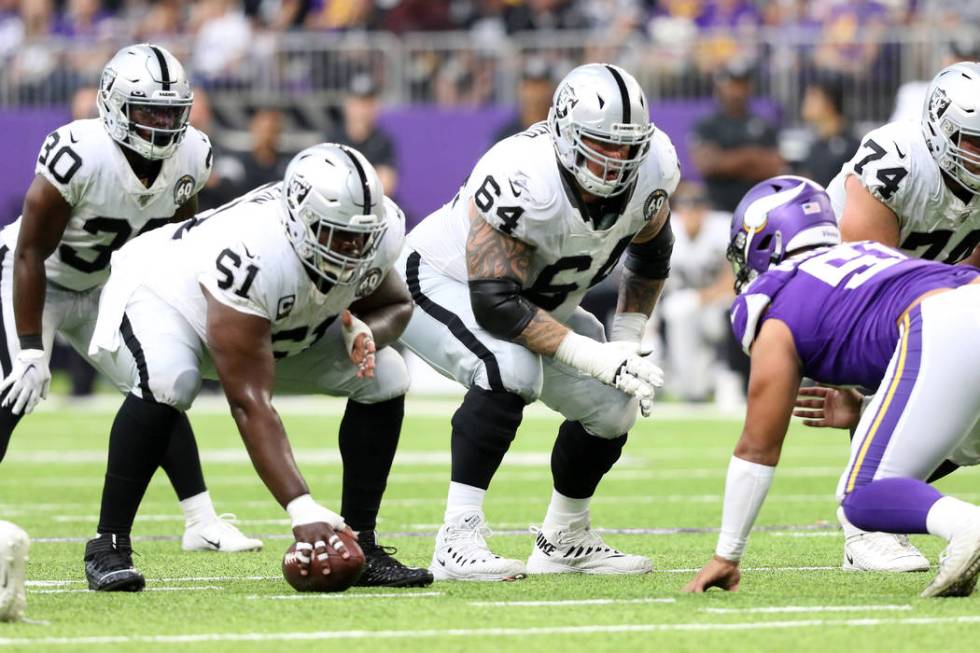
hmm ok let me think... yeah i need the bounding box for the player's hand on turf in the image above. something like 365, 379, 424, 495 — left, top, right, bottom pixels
682, 556, 741, 593
341, 310, 376, 378
291, 523, 355, 576
0, 349, 51, 415
793, 385, 863, 429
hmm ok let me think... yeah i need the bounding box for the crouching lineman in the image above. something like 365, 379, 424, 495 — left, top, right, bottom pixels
684, 176, 980, 598
398, 63, 679, 580
0, 43, 258, 552
82, 144, 432, 590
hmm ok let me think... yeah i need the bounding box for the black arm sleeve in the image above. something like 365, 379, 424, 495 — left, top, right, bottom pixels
624, 218, 674, 280
468, 278, 538, 341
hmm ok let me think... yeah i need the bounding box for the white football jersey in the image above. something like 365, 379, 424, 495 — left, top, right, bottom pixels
407, 122, 681, 321
104, 182, 405, 360
0, 118, 212, 291
826, 120, 980, 263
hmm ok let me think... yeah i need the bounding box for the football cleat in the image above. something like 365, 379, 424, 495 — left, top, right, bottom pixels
0, 521, 29, 622
921, 520, 980, 598
182, 514, 263, 553
355, 531, 434, 588
842, 532, 931, 573
84, 533, 145, 592
429, 511, 527, 581
526, 522, 652, 575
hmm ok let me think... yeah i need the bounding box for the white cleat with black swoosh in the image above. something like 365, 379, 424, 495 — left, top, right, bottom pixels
429, 511, 526, 581
182, 514, 263, 553
527, 520, 652, 575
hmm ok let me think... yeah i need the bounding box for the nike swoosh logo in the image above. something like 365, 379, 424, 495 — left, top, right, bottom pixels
846, 553, 853, 565
201, 535, 221, 549
243, 244, 255, 259
894, 142, 906, 159
69, 132, 78, 144
436, 558, 447, 567
508, 179, 522, 197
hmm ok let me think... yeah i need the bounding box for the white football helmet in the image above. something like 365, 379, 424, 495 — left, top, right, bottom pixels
922, 61, 980, 193
280, 143, 387, 288
98, 43, 193, 160
548, 63, 655, 198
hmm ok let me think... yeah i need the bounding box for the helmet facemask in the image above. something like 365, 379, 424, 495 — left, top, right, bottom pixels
570, 123, 653, 197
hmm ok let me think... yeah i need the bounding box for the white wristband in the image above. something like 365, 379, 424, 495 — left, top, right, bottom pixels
553, 331, 603, 374
342, 313, 372, 354
609, 312, 647, 344
715, 456, 776, 561
286, 494, 345, 529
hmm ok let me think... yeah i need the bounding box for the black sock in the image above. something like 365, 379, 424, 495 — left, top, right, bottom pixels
0, 402, 23, 464
97, 394, 182, 535
551, 420, 627, 499
926, 459, 961, 484
340, 396, 405, 532
450, 387, 525, 490
160, 412, 207, 501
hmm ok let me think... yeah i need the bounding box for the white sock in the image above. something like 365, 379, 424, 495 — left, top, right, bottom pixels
445, 482, 486, 522
180, 491, 218, 529
542, 489, 590, 529
837, 505, 867, 539
926, 496, 980, 541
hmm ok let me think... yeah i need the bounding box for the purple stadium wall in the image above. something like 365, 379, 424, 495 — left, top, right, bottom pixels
0, 100, 779, 228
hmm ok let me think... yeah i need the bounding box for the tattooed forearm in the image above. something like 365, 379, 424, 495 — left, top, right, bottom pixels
466, 207, 532, 282
514, 309, 569, 357
617, 268, 666, 316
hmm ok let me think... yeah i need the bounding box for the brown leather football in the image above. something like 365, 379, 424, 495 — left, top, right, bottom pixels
282, 531, 365, 592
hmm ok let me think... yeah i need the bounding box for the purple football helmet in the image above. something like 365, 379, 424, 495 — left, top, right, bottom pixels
727, 175, 841, 292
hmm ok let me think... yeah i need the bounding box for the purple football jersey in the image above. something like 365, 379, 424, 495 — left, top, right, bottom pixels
731, 241, 980, 388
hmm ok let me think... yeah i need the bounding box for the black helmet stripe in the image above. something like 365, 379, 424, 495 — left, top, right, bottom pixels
149, 45, 171, 91
340, 147, 372, 213
604, 65, 631, 124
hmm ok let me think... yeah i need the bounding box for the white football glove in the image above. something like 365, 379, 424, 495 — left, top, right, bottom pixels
0, 349, 50, 415
554, 333, 664, 417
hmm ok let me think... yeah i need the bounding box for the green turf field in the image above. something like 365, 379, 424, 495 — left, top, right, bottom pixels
1, 396, 979, 652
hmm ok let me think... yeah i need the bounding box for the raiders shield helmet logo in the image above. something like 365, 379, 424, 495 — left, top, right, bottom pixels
643, 189, 668, 220
355, 267, 383, 298
174, 175, 195, 206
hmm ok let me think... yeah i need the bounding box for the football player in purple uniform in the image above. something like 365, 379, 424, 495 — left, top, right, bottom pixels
684, 176, 980, 597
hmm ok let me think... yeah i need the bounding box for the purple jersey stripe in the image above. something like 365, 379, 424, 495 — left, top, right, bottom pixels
844, 304, 924, 493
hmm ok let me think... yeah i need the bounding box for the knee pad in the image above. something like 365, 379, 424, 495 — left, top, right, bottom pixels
450, 387, 526, 489
150, 368, 201, 412
579, 393, 639, 439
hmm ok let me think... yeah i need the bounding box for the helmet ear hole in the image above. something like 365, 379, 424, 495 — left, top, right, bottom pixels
757, 234, 772, 250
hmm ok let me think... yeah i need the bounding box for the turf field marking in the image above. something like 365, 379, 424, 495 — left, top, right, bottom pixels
247, 591, 444, 600
702, 605, 913, 614
470, 598, 676, 607
25, 564, 854, 588
4, 616, 980, 645
32, 586, 224, 594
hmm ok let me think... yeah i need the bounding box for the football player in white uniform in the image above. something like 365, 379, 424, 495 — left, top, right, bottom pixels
81, 144, 430, 591
398, 63, 679, 580
0, 44, 259, 553
801, 62, 980, 573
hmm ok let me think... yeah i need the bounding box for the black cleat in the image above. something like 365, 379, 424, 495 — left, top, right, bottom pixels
355, 531, 434, 588
84, 533, 145, 592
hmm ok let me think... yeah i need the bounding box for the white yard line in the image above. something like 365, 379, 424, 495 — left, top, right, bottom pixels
3, 616, 980, 646
470, 598, 676, 607
31, 586, 224, 594
702, 605, 913, 614
247, 591, 444, 600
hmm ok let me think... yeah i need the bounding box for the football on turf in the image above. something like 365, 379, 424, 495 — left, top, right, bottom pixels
282, 531, 365, 592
